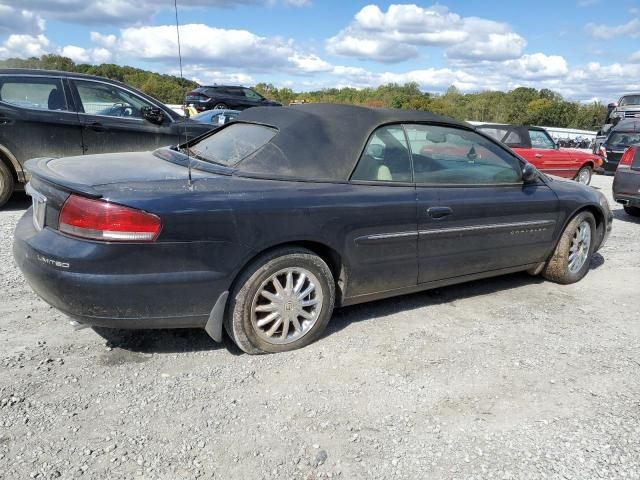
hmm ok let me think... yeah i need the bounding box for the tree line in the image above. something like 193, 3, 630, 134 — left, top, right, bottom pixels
1, 55, 606, 130
254, 83, 606, 130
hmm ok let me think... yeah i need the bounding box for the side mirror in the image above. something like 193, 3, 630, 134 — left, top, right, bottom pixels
141, 106, 165, 125
522, 163, 538, 183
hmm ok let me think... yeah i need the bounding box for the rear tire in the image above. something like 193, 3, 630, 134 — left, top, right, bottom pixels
0, 161, 15, 209
575, 166, 592, 185
624, 205, 640, 217
542, 211, 596, 284
225, 247, 335, 354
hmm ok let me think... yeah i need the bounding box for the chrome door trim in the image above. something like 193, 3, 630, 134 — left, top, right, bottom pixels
419, 219, 556, 238
355, 231, 418, 245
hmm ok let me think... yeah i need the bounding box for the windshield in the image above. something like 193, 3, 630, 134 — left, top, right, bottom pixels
608, 132, 640, 148
188, 123, 277, 165
619, 95, 640, 107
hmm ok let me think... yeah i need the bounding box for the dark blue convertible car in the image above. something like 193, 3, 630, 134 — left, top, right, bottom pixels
14, 104, 612, 353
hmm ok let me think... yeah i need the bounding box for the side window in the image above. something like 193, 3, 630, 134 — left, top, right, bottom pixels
74, 80, 154, 119
226, 87, 244, 97
478, 127, 509, 142
408, 124, 522, 185
243, 88, 263, 101
0, 77, 68, 111
504, 130, 522, 145
351, 126, 412, 182
529, 129, 556, 149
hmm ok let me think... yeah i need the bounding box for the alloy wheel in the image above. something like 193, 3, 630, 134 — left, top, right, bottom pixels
250, 268, 324, 345
576, 168, 591, 185
568, 220, 591, 273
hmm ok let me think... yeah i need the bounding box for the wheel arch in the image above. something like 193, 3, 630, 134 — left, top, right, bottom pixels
559, 204, 606, 253
231, 240, 348, 306
579, 160, 596, 171
0, 144, 23, 183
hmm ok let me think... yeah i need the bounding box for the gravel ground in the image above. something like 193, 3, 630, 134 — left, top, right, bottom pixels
1, 174, 639, 480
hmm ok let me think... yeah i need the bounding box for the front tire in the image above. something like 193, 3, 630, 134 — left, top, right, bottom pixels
575, 166, 592, 185
0, 161, 15, 208
225, 247, 335, 354
624, 205, 640, 217
542, 211, 596, 284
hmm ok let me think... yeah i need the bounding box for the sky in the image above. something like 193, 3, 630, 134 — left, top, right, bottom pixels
1, 0, 639, 102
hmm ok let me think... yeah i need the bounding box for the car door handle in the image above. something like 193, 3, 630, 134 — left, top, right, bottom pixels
88, 122, 105, 132
535, 154, 543, 158
427, 207, 453, 219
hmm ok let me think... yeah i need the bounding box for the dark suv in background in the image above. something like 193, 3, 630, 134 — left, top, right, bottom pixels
597, 119, 640, 174
185, 86, 281, 111
0, 69, 214, 207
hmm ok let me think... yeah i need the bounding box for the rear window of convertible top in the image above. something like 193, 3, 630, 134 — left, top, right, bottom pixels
189, 123, 277, 166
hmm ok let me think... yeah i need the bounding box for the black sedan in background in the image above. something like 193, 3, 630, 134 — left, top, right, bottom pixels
0, 69, 215, 207
613, 144, 640, 217
14, 104, 612, 354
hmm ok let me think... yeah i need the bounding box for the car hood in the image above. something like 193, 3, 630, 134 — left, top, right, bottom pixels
545, 173, 608, 205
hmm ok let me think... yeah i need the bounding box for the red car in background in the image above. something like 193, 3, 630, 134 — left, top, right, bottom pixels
477, 124, 602, 184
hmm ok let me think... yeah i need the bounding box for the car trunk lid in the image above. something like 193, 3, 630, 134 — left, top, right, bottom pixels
26, 151, 222, 194
24, 149, 230, 232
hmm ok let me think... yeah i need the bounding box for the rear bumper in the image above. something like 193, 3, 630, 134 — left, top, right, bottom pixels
13, 211, 231, 329
602, 160, 619, 174
613, 170, 640, 207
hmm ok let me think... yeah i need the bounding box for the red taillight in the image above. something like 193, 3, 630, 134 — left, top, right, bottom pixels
618, 146, 637, 169
59, 195, 162, 242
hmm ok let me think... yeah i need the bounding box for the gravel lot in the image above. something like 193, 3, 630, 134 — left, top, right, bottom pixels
1, 174, 639, 480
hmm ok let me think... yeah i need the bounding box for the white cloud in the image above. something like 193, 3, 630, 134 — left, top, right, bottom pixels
0, 0, 307, 26
288, 52, 333, 73
0, 5, 45, 35
60, 44, 114, 63
502, 53, 569, 79
85, 23, 333, 75
586, 17, 640, 39
0, 34, 50, 59
90, 32, 117, 49
327, 4, 526, 63
631, 51, 640, 63
178, 65, 255, 86
443, 18, 526, 61
117, 24, 294, 70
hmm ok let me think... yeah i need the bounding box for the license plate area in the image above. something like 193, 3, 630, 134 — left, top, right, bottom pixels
25, 183, 47, 231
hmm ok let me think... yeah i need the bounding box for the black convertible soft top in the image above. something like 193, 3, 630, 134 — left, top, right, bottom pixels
235, 104, 470, 181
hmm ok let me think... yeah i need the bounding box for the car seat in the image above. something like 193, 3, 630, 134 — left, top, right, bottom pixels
358, 154, 393, 181
48, 88, 65, 111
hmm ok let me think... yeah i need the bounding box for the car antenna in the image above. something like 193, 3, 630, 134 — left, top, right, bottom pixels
174, 0, 193, 189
